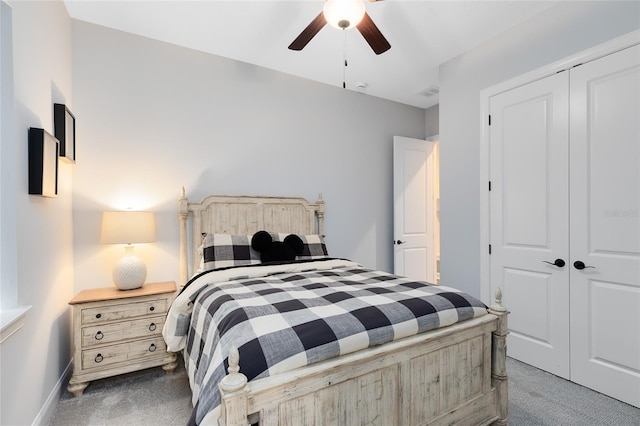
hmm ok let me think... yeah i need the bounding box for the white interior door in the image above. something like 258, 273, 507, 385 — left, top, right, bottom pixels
569, 44, 640, 408
489, 72, 571, 378
393, 136, 436, 283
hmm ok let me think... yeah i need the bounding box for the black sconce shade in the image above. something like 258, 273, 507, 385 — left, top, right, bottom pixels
28, 127, 59, 197
54, 103, 75, 163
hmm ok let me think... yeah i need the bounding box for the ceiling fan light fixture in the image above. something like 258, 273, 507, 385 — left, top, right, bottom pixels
323, 0, 366, 30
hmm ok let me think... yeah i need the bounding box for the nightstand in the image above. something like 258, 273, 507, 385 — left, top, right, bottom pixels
67, 281, 178, 397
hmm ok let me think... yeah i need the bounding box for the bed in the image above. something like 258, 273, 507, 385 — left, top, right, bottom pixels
164, 189, 508, 425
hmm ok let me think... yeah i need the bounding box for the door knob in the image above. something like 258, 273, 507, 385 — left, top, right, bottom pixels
573, 261, 595, 270
542, 258, 565, 267
394, 240, 406, 245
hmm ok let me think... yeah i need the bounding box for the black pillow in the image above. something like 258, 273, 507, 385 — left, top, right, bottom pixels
251, 231, 304, 263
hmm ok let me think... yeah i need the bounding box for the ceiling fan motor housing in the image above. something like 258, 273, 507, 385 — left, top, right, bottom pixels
323, 0, 366, 30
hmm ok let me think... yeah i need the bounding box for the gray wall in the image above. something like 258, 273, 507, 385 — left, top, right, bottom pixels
438, 1, 640, 297
71, 20, 426, 292
1, 1, 74, 425
425, 104, 439, 138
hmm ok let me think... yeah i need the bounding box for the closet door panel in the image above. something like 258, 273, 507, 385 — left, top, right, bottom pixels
489, 72, 570, 378
570, 44, 640, 408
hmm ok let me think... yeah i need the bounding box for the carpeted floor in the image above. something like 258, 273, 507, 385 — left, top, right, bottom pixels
48, 358, 192, 426
48, 356, 640, 426
507, 358, 640, 426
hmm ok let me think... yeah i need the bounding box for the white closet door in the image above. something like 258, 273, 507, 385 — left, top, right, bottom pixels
569, 44, 640, 408
489, 72, 570, 378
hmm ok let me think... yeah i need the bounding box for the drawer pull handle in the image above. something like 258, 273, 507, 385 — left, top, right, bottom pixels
149, 343, 157, 352
95, 331, 104, 340
149, 306, 155, 312
95, 353, 103, 363
148, 323, 157, 332
96, 313, 102, 319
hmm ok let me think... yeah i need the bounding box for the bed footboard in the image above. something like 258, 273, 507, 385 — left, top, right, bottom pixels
218, 290, 509, 426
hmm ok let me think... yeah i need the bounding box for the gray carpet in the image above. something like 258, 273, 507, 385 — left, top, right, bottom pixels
49, 356, 640, 425
48, 358, 192, 426
507, 357, 640, 426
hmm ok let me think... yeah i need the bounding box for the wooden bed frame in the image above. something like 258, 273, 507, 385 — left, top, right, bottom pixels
177, 189, 508, 426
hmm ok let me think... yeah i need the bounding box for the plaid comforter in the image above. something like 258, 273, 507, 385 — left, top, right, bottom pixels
163, 259, 487, 425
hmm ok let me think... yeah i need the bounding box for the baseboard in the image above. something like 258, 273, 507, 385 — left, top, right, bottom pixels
32, 359, 72, 426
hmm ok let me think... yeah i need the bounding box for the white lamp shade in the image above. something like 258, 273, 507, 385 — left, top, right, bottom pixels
101, 211, 156, 244
101, 210, 155, 290
323, 0, 366, 29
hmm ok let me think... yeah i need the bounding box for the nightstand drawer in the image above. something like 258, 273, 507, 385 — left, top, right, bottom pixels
81, 299, 167, 325
81, 315, 165, 347
81, 336, 167, 370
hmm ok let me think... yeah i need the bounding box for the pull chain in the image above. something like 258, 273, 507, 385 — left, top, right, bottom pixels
342, 29, 347, 89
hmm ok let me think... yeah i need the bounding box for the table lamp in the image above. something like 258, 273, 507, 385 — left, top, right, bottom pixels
100, 210, 156, 290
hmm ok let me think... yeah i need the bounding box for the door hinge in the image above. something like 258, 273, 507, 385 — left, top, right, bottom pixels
489, 244, 492, 254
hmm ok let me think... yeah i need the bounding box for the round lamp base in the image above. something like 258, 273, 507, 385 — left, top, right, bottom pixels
113, 249, 147, 290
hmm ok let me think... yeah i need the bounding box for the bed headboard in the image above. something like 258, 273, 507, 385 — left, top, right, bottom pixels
178, 188, 325, 285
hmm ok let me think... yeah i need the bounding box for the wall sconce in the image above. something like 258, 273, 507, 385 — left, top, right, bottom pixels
100, 210, 156, 290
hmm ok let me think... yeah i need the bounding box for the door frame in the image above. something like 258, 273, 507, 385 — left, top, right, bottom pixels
478, 30, 640, 304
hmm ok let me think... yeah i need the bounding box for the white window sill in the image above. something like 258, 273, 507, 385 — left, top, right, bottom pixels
0, 306, 31, 344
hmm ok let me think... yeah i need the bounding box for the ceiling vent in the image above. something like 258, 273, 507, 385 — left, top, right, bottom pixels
418, 85, 440, 97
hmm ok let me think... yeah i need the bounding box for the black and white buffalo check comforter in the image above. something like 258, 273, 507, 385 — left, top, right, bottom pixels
163, 259, 488, 425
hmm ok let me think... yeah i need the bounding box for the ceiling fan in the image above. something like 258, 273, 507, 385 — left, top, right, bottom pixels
289, 0, 391, 55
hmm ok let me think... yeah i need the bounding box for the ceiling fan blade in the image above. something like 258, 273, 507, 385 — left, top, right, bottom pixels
356, 12, 391, 55
288, 12, 327, 51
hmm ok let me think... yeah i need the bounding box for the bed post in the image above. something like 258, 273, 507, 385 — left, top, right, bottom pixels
489, 287, 509, 425
316, 192, 325, 236
178, 187, 189, 287
219, 346, 249, 426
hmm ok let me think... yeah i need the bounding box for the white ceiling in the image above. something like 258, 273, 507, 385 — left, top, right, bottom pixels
63, 0, 558, 109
